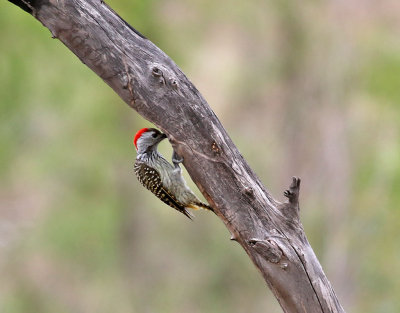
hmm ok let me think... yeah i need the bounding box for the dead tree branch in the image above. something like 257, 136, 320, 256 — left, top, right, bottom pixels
7, 1, 345, 312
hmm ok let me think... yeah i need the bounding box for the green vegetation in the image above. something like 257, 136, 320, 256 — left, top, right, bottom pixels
1, 1, 400, 312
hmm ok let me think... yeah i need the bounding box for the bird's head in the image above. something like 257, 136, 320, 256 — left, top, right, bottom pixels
134, 128, 167, 154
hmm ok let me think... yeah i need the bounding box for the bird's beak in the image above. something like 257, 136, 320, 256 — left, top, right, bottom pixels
159, 133, 167, 141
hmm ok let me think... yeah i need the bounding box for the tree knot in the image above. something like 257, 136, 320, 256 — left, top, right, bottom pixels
248, 238, 283, 264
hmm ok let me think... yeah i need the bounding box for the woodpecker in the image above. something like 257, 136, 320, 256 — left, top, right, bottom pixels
133, 127, 213, 219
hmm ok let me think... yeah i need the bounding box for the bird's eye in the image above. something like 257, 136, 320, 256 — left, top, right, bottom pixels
152, 133, 158, 138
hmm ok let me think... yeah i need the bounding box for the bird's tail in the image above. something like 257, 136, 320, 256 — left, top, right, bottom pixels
188, 202, 214, 213
182, 208, 195, 220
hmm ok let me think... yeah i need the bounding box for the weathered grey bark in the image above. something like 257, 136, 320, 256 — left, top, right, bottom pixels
7, 1, 345, 312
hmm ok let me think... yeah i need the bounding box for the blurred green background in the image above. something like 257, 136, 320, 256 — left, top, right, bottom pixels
1, 1, 400, 312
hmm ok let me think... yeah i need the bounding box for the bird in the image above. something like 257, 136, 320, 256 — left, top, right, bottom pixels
133, 127, 213, 219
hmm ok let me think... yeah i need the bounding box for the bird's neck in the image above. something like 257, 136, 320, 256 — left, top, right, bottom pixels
137, 148, 162, 163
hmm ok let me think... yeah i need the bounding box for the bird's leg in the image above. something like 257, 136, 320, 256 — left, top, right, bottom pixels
172, 150, 184, 169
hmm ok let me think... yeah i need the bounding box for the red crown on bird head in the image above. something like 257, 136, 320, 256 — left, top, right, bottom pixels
133, 128, 149, 150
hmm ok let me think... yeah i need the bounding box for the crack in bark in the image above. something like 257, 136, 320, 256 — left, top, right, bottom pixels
292, 245, 326, 312
83, 2, 138, 74
122, 57, 137, 107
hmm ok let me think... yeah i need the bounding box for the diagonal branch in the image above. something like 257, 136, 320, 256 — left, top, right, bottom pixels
7, 0, 345, 312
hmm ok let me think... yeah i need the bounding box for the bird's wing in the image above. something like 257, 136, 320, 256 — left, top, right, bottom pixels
134, 161, 193, 219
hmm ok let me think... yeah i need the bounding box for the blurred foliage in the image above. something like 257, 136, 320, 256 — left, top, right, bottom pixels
1, 0, 400, 312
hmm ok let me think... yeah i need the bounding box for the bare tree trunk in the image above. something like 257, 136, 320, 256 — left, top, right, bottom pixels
7, 1, 345, 312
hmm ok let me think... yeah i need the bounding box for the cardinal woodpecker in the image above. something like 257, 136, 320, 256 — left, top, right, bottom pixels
133, 127, 213, 219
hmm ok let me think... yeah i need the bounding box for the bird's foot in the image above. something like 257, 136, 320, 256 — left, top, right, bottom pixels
172, 150, 184, 168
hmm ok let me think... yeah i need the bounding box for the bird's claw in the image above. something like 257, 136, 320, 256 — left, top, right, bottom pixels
172, 150, 184, 168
